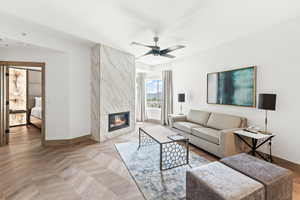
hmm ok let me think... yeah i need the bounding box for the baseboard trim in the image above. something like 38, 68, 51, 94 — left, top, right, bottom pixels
44, 134, 92, 146
258, 151, 300, 173
271, 155, 300, 173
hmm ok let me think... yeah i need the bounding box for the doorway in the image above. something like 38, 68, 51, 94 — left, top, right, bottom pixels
0, 61, 45, 146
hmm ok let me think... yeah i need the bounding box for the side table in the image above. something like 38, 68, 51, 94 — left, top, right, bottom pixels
234, 130, 275, 162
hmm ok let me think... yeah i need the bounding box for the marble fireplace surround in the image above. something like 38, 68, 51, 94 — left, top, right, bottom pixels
91, 44, 136, 142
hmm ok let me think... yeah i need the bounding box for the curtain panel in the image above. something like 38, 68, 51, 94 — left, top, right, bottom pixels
161, 70, 173, 125
136, 73, 146, 122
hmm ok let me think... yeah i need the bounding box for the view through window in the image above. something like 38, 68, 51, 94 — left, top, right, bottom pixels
146, 79, 163, 120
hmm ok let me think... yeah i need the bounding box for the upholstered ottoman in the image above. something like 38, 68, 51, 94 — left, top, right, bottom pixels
221, 153, 293, 200
186, 162, 265, 200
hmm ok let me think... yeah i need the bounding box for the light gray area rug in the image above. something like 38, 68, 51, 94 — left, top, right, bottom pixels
115, 142, 210, 200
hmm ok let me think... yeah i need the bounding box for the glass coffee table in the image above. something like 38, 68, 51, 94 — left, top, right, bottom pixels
138, 125, 189, 170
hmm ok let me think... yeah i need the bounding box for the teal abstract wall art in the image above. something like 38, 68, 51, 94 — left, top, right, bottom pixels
207, 66, 256, 107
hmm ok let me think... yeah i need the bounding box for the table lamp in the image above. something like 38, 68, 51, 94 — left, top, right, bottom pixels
258, 93, 277, 134
178, 93, 185, 115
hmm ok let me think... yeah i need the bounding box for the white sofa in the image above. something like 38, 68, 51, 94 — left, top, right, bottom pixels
169, 110, 247, 158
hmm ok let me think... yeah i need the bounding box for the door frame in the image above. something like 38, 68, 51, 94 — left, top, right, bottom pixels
0, 61, 46, 145
0, 65, 9, 145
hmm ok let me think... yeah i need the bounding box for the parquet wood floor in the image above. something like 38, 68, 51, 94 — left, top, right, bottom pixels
0, 124, 299, 200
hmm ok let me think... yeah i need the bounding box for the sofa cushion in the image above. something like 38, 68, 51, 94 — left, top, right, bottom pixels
173, 122, 202, 133
191, 127, 220, 145
220, 153, 293, 200
207, 113, 241, 130
187, 110, 211, 125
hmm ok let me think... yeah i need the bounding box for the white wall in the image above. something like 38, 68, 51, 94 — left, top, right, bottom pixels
28, 70, 42, 97
68, 48, 91, 138
0, 13, 92, 140
171, 18, 300, 164
0, 47, 70, 139
0, 46, 91, 140
28, 70, 42, 108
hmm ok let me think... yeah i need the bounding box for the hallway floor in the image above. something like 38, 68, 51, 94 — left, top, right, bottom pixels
9, 126, 41, 146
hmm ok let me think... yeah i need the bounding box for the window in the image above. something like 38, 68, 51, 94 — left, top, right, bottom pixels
146, 79, 163, 120
146, 80, 162, 108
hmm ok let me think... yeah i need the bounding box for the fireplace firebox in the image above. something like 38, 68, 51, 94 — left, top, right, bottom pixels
108, 112, 130, 132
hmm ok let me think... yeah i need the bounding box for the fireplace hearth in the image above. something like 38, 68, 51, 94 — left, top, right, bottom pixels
108, 112, 130, 132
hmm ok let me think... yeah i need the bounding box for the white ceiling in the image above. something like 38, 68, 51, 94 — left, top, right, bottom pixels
1, 0, 300, 65
0, 38, 32, 48
0, 37, 63, 53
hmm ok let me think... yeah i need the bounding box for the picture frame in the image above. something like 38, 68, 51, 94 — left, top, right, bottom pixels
207, 66, 257, 107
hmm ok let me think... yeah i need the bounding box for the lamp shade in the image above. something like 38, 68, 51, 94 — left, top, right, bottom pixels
178, 93, 185, 102
258, 94, 276, 110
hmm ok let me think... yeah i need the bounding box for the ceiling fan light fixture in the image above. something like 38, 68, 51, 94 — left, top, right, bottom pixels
131, 36, 185, 59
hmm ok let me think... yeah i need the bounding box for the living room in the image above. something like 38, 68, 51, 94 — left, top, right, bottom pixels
0, 0, 300, 200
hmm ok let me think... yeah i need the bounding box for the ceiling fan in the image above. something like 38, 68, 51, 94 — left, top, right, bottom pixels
131, 36, 185, 59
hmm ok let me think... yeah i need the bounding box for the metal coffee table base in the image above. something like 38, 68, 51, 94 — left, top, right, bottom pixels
138, 128, 189, 170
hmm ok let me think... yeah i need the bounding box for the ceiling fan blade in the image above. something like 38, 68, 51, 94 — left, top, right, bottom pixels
136, 50, 154, 59
160, 54, 176, 58
131, 42, 156, 49
160, 45, 185, 54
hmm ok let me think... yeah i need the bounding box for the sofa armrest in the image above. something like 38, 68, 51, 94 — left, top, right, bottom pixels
168, 115, 187, 127
219, 128, 244, 157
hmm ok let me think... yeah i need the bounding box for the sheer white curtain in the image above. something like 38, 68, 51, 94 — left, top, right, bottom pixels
161, 70, 173, 125
136, 73, 146, 122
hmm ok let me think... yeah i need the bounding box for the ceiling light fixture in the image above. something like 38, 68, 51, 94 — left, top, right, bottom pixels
132, 36, 185, 59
